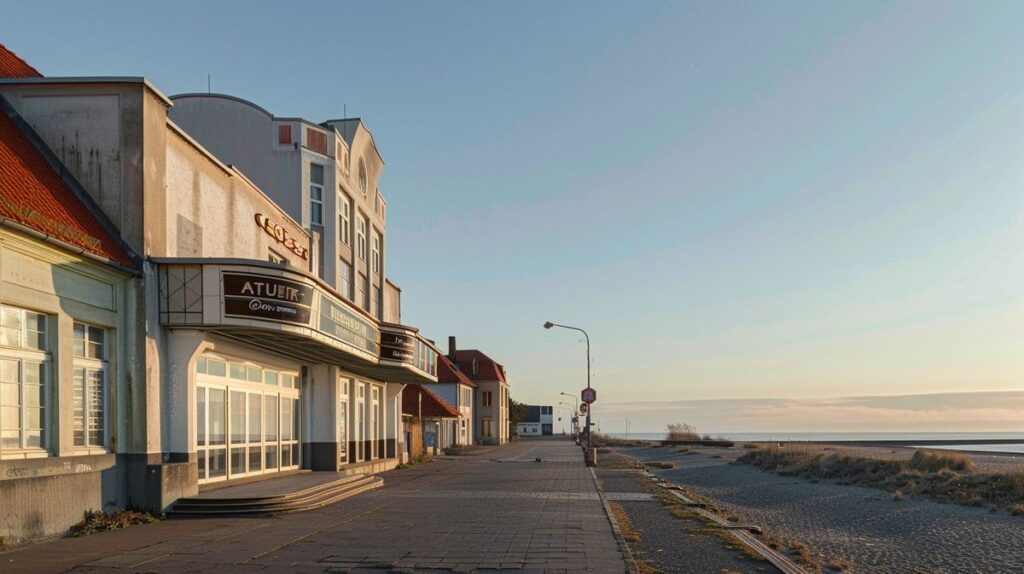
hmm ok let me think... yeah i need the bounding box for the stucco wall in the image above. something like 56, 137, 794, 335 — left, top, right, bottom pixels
163, 125, 311, 270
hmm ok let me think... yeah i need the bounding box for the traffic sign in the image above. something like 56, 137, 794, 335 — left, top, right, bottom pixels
581, 387, 596, 404
579, 403, 589, 415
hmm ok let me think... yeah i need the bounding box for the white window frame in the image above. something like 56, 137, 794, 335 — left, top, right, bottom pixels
356, 216, 367, 261
339, 260, 352, 300
371, 234, 380, 274
0, 305, 50, 458
194, 355, 300, 484
310, 164, 325, 226
73, 322, 108, 450
339, 192, 351, 245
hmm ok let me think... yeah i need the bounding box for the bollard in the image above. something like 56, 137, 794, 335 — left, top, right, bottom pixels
584, 447, 597, 467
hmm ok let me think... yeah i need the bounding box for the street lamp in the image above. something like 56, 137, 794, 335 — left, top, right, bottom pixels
543, 321, 593, 452
559, 401, 579, 439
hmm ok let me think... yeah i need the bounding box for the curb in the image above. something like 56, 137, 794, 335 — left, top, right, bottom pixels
589, 467, 640, 574
641, 470, 809, 574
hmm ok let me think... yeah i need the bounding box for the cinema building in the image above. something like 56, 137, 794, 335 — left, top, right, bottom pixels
0, 47, 439, 542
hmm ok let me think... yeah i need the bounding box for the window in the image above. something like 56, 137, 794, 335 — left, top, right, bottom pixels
0, 305, 49, 453
278, 124, 292, 145
310, 164, 324, 225
339, 261, 352, 300
482, 391, 493, 407
355, 273, 366, 311
73, 323, 107, 447
371, 234, 380, 275
358, 158, 368, 196
306, 127, 327, 155
356, 216, 367, 261
363, 275, 370, 311
482, 417, 493, 437
268, 249, 286, 264
338, 192, 351, 245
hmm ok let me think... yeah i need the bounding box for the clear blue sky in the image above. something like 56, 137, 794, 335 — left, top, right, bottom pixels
5, 1, 1023, 432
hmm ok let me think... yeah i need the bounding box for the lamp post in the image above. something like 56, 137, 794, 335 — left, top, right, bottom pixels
559, 401, 579, 440
544, 321, 592, 452
559, 392, 580, 442
556, 404, 575, 436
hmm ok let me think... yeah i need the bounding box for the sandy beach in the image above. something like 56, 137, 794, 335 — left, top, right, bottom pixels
621, 444, 1024, 573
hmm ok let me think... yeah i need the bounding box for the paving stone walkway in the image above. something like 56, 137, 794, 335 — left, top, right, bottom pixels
2, 438, 631, 573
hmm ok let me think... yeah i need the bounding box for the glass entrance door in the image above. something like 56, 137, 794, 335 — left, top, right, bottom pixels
354, 383, 364, 462
370, 386, 379, 459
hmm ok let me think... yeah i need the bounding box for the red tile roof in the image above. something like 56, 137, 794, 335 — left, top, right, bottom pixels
402, 385, 461, 419
0, 108, 135, 267
452, 349, 507, 384
437, 354, 477, 388
0, 44, 41, 78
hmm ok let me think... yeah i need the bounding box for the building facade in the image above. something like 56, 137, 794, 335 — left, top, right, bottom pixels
433, 346, 476, 446
445, 338, 510, 445
515, 406, 554, 437
0, 46, 440, 543
0, 47, 142, 542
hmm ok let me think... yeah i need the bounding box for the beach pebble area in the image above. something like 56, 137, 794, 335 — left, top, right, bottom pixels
623, 445, 1024, 573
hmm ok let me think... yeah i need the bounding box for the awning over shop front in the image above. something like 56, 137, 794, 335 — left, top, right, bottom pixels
155, 258, 438, 384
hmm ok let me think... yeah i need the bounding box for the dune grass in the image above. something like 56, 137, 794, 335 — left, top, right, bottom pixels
737, 445, 1024, 512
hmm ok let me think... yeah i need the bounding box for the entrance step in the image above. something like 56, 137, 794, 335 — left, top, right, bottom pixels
168, 474, 383, 517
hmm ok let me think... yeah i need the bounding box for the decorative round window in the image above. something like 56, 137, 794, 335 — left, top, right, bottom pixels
358, 159, 368, 196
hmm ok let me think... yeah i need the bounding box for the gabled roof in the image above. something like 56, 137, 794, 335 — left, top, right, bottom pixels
437, 354, 477, 388
402, 385, 461, 419
452, 349, 507, 384
0, 46, 136, 270
0, 44, 41, 78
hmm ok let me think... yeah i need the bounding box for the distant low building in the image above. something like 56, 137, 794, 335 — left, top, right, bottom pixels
516, 406, 554, 437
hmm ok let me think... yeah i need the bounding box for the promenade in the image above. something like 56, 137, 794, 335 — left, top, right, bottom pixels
2, 438, 632, 574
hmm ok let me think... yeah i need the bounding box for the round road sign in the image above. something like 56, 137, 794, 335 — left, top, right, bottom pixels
581, 387, 596, 404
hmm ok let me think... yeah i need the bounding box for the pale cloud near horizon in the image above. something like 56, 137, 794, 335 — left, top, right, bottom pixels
593, 390, 1024, 434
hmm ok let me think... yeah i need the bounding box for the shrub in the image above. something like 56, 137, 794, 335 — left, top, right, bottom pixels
909, 450, 975, 473
70, 509, 159, 537
666, 423, 700, 441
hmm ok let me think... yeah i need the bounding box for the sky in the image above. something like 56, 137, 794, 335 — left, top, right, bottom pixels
3, 1, 1023, 433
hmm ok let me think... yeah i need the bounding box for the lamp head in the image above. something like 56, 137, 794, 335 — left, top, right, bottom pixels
543, 321, 554, 329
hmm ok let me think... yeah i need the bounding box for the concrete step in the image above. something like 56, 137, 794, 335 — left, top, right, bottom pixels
168, 475, 383, 517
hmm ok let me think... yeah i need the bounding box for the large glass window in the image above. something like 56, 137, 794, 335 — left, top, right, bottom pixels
73, 323, 107, 448
194, 356, 299, 483
310, 164, 324, 225
0, 305, 49, 453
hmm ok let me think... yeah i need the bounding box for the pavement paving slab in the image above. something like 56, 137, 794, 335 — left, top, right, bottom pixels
2, 438, 632, 574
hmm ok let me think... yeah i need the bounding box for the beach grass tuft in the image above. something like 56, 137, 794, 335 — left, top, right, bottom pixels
738, 444, 1024, 512
909, 450, 975, 473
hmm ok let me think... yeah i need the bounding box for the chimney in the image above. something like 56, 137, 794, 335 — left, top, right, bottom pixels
448, 336, 457, 360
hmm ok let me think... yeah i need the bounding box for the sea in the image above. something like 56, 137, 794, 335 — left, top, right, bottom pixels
605, 432, 1024, 454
